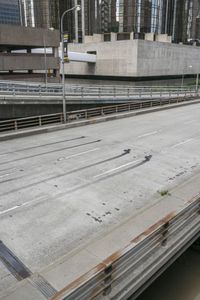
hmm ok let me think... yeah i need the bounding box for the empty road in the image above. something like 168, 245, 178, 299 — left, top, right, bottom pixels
0, 103, 200, 297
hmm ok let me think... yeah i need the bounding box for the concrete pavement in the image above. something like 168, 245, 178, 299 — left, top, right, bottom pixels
0, 103, 200, 298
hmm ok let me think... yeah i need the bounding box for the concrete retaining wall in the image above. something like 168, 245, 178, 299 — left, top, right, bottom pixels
65, 39, 200, 78
0, 25, 59, 48
0, 53, 59, 71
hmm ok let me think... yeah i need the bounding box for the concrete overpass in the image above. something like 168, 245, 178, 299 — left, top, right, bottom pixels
0, 80, 198, 119
0, 103, 199, 299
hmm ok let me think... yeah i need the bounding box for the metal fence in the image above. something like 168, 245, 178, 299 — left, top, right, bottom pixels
0, 96, 198, 133
0, 81, 198, 101
50, 196, 200, 300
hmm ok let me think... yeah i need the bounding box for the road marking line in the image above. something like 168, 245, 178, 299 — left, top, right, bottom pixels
0, 173, 11, 179
0, 197, 46, 216
171, 138, 193, 148
57, 148, 99, 162
138, 131, 159, 138
94, 159, 141, 179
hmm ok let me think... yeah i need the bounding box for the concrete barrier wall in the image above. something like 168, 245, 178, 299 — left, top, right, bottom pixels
65, 40, 138, 77
0, 25, 59, 48
0, 54, 59, 71
65, 39, 200, 78
137, 40, 200, 77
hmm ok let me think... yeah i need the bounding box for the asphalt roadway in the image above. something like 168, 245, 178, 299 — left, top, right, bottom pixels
0, 103, 200, 295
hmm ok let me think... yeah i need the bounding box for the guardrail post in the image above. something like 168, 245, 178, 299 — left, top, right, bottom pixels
85, 110, 88, 119
103, 265, 113, 296
81, 87, 84, 100
14, 120, 18, 130
161, 222, 169, 246
114, 87, 116, 99
99, 87, 101, 100
60, 113, 63, 123
127, 88, 130, 100
39, 116, 42, 127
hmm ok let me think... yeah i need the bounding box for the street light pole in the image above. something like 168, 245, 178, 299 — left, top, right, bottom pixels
44, 28, 54, 88
61, 5, 81, 123
43, 35, 47, 87
196, 73, 199, 92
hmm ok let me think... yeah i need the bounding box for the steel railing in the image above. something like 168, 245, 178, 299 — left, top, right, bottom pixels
0, 96, 199, 133
50, 196, 200, 300
0, 80, 198, 100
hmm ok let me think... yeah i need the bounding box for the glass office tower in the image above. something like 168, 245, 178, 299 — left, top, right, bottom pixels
73, 0, 200, 43
2, 0, 198, 43
0, 0, 22, 25
21, 0, 59, 29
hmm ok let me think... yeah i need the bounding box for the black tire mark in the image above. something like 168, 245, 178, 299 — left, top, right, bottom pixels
0, 155, 151, 198
62, 156, 153, 195
0, 136, 85, 156
0, 139, 102, 166
0, 149, 131, 185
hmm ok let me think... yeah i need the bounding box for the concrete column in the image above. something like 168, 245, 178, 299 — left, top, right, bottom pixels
27, 48, 33, 73
53, 47, 59, 58
74, 0, 79, 43
111, 32, 117, 42
130, 32, 134, 40
81, 0, 85, 43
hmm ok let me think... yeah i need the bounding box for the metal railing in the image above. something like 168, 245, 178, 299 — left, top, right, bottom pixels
0, 81, 198, 101
0, 96, 198, 133
51, 196, 200, 300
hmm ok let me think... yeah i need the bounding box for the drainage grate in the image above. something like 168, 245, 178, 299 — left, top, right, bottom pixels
0, 240, 31, 281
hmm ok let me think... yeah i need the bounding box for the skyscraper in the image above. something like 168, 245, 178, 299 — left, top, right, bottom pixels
21, 0, 59, 29
0, 0, 22, 25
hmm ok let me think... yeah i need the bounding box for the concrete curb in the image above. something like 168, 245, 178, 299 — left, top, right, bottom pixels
1, 98, 200, 141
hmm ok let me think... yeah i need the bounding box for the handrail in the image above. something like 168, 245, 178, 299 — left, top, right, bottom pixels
0, 96, 198, 133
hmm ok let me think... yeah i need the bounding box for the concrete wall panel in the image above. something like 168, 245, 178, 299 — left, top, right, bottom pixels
0, 25, 59, 48
65, 39, 200, 78
0, 54, 59, 71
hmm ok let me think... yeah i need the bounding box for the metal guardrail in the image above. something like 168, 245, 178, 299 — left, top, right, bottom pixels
51, 196, 200, 300
0, 96, 198, 133
0, 81, 198, 100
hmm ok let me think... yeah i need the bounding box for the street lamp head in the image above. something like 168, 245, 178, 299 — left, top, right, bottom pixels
76, 5, 81, 11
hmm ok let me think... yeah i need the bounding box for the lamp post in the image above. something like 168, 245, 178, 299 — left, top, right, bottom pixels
196, 73, 199, 92
44, 28, 54, 87
61, 5, 81, 123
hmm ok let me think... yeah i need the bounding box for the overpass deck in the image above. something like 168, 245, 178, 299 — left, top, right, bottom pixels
0, 103, 200, 299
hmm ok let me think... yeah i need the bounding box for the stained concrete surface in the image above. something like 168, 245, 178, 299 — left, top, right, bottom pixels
0, 103, 200, 295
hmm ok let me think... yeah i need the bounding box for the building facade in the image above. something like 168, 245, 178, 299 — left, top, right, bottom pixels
1, 0, 199, 44
20, 0, 59, 29
60, 0, 200, 43
0, 0, 22, 25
